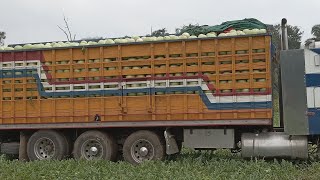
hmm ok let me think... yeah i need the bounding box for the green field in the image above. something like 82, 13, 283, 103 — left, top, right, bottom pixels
0, 150, 319, 180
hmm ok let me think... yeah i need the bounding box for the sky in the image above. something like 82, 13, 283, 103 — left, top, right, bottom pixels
0, 0, 318, 45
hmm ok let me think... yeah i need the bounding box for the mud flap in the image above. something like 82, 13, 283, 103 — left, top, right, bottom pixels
164, 129, 179, 155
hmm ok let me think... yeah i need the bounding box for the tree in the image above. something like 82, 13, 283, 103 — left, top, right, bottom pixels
0, 31, 6, 46
312, 24, 320, 39
151, 28, 169, 37
58, 15, 76, 41
304, 24, 320, 47
175, 23, 206, 36
269, 24, 303, 50
305, 24, 320, 47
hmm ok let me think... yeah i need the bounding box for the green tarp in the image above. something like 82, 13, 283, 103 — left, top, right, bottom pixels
180, 18, 267, 36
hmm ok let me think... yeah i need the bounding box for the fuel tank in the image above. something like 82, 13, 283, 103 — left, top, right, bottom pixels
241, 132, 308, 159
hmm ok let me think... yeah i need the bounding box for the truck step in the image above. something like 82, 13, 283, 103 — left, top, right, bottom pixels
1, 142, 19, 155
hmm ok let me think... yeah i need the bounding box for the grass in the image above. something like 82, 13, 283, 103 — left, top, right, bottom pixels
273, 95, 280, 127
0, 150, 319, 180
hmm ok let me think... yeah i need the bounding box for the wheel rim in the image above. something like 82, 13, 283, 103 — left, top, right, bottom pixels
81, 139, 104, 160
131, 139, 154, 163
34, 137, 55, 160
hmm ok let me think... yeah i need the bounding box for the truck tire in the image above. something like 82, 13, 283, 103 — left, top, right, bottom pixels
123, 130, 165, 165
73, 130, 117, 161
27, 130, 69, 161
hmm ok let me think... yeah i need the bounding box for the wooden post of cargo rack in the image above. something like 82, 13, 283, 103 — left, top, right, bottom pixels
196, 40, 201, 120
231, 38, 237, 119
11, 52, 15, 124
52, 49, 57, 123
182, 41, 188, 120
8, 80, 13, 123
99, 47, 104, 121
249, 37, 254, 119
100, 47, 107, 121
39, 51, 45, 123
118, 45, 124, 121
165, 42, 171, 120
215, 39, 221, 119
85, 47, 90, 122
101, 47, 107, 121
35, 51, 41, 124
69, 48, 74, 122
151, 44, 156, 121
198, 39, 203, 120
23, 51, 28, 124
117, 46, 122, 121
35, 54, 40, 122
149, 43, 154, 115
265, 36, 272, 119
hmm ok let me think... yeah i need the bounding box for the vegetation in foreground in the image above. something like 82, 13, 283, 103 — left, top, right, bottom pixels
0, 149, 319, 180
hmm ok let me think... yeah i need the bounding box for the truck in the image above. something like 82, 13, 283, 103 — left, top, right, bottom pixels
0, 18, 316, 164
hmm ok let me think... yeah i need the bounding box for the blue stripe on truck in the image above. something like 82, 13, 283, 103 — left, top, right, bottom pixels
0, 69, 272, 110
311, 48, 320, 55
307, 108, 320, 134
306, 74, 320, 87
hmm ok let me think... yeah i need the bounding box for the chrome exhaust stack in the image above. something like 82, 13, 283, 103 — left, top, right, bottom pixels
281, 18, 289, 50
241, 132, 308, 159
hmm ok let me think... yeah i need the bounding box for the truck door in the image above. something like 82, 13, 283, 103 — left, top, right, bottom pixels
305, 49, 320, 134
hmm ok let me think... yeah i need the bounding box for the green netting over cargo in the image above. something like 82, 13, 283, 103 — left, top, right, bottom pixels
180, 18, 267, 36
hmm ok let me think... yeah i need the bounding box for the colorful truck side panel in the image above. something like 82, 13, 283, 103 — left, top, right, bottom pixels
0, 35, 272, 128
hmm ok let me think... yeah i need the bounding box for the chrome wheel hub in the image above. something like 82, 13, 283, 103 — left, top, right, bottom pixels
131, 139, 154, 163
81, 139, 103, 160
89, 146, 98, 156
34, 138, 55, 159
139, 147, 148, 157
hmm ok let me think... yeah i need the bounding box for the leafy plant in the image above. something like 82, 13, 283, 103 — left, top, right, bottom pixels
0, 150, 319, 179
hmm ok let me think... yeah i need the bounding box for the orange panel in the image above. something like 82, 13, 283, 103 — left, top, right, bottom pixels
122, 44, 151, 57
55, 49, 70, 61
0, 35, 273, 126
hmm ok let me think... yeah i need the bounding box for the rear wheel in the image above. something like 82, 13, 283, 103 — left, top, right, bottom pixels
73, 130, 117, 161
27, 130, 69, 161
123, 130, 165, 165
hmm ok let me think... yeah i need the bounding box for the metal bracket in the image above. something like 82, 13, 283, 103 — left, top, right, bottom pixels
314, 55, 320, 66
313, 87, 317, 109
164, 129, 179, 155
312, 87, 320, 110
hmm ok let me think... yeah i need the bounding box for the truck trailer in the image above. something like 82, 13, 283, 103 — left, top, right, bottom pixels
0, 19, 317, 164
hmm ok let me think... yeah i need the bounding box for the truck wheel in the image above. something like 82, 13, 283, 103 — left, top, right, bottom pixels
27, 130, 69, 161
123, 130, 165, 165
73, 130, 117, 161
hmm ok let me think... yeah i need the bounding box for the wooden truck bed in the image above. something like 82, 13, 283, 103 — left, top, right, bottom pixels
0, 35, 272, 129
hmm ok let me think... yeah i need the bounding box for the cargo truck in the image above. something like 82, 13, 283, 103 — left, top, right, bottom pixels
0, 19, 317, 164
